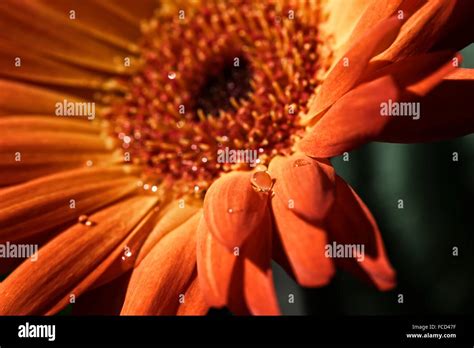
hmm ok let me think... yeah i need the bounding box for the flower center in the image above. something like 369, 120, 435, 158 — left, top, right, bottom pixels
195, 55, 253, 118
105, 1, 329, 196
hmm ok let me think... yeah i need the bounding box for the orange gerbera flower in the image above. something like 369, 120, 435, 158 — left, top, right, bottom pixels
0, 0, 473, 315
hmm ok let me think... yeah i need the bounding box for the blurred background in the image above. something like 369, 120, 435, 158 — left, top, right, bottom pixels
274, 44, 474, 315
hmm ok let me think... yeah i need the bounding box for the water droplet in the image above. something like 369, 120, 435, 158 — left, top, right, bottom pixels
86, 160, 93, 167
123, 135, 131, 144
191, 144, 198, 151
151, 185, 158, 192
228, 208, 233, 214
143, 184, 150, 190
251, 170, 273, 193
194, 185, 200, 192
201, 157, 208, 163
78, 215, 88, 223
293, 158, 312, 167
258, 148, 264, 153
191, 166, 198, 172
122, 247, 132, 261
78, 215, 95, 227
168, 72, 176, 80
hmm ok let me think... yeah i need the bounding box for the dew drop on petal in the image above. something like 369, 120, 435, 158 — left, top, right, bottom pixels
78, 215, 88, 223
78, 215, 95, 227
293, 158, 312, 167
121, 246, 133, 261
251, 170, 273, 193
168, 72, 176, 79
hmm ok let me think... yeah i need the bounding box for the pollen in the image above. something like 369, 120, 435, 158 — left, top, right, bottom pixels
104, 0, 330, 196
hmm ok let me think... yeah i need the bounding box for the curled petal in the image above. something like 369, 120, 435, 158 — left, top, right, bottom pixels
299, 76, 400, 158
303, 16, 403, 121
364, 51, 459, 96
327, 176, 396, 290
197, 215, 280, 315
203, 171, 269, 249
328, 0, 404, 61
177, 272, 210, 316
268, 154, 336, 223
271, 197, 335, 287
196, 217, 238, 308
377, 0, 456, 61
242, 213, 280, 315
121, 213, 200, 315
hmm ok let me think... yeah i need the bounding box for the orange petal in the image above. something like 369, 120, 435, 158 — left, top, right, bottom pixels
121, 213, 200, 315
242, 213, 280, 315
303, 16, 403, 121
0, 1, 132, 74
327, 176, 396, 291
0, 79, 85, 115
363, 50, 459, 96
377, 69, 474, 143
177, 271, 210, 316
35, 0, 145, 52
328, 0, 404, 62
268, 154, 336, 223
299, 76, 400, 158
271, 196, 335, 287
0, 195, 158, 314
0, 38, 109, 89
46, 205, 162, 315
301, 55, 468, 157
0, 166, 139, 241
196, 217, 238, 308
376, 0, 456, 62
197, 214, 279, 315
136, 199, 202, 265
203, 171, 270, 249
1, 130, 113, 153
0, 115, 101, 134
321, 0, 372, 52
